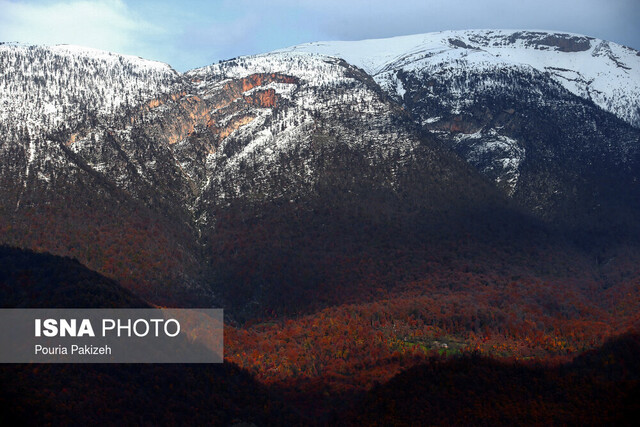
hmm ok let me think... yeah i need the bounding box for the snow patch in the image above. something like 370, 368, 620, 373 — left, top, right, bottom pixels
280, 30, 640, 127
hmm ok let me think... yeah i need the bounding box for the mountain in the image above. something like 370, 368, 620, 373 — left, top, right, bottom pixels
0, 43, 204, 305
0, 245, 147, 308
0, 31, 639, 312
0, 43, 180, 136
0, 40, 519, 311
281, 30, 640, 230
281, 30, 640, 128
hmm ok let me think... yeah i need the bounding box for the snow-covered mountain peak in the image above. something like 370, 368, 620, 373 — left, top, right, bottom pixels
0, 43, 181, 140
279, 29, 638, 74
48, 44, 177, 73
278, 29, 640, 127
187, 50, 360, 87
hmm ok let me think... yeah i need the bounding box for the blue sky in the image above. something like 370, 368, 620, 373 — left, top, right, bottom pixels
1, 0, 638, 71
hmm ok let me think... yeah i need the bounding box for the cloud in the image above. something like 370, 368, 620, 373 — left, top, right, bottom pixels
169, 1, 327, 67
287, 0, 631, 42
178, 13, 259, 59
261, 0, 639, 51
0, 0, 163, 57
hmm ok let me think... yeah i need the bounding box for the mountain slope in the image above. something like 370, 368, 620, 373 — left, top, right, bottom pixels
281, 30, 640, 231
180, 52, 538, 314
1, 33, 639, 311
0, 43, 180, 137
0, 44, 205, 305
0, 43, 544, 312
0, 245, 148, 308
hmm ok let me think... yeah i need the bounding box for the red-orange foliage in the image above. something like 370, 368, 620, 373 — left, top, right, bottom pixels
225, 259, 640, 397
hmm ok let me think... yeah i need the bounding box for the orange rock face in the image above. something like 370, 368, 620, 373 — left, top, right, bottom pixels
112, 73, 296, 151
164, 95, 212, 145
146, 91, 187, 111
214, 73, 297, 111
244, 89, 278, 108
239, 73, 298, 93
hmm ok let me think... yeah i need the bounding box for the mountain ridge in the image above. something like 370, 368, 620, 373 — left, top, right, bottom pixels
1, 29, 639, 310
278, 29, 640, 128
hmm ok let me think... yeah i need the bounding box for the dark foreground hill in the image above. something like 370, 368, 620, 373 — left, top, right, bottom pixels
339, 333, 640, 426
0, 246, 300, 425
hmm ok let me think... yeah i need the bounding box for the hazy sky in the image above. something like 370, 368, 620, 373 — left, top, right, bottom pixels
1, 0, 638, 71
